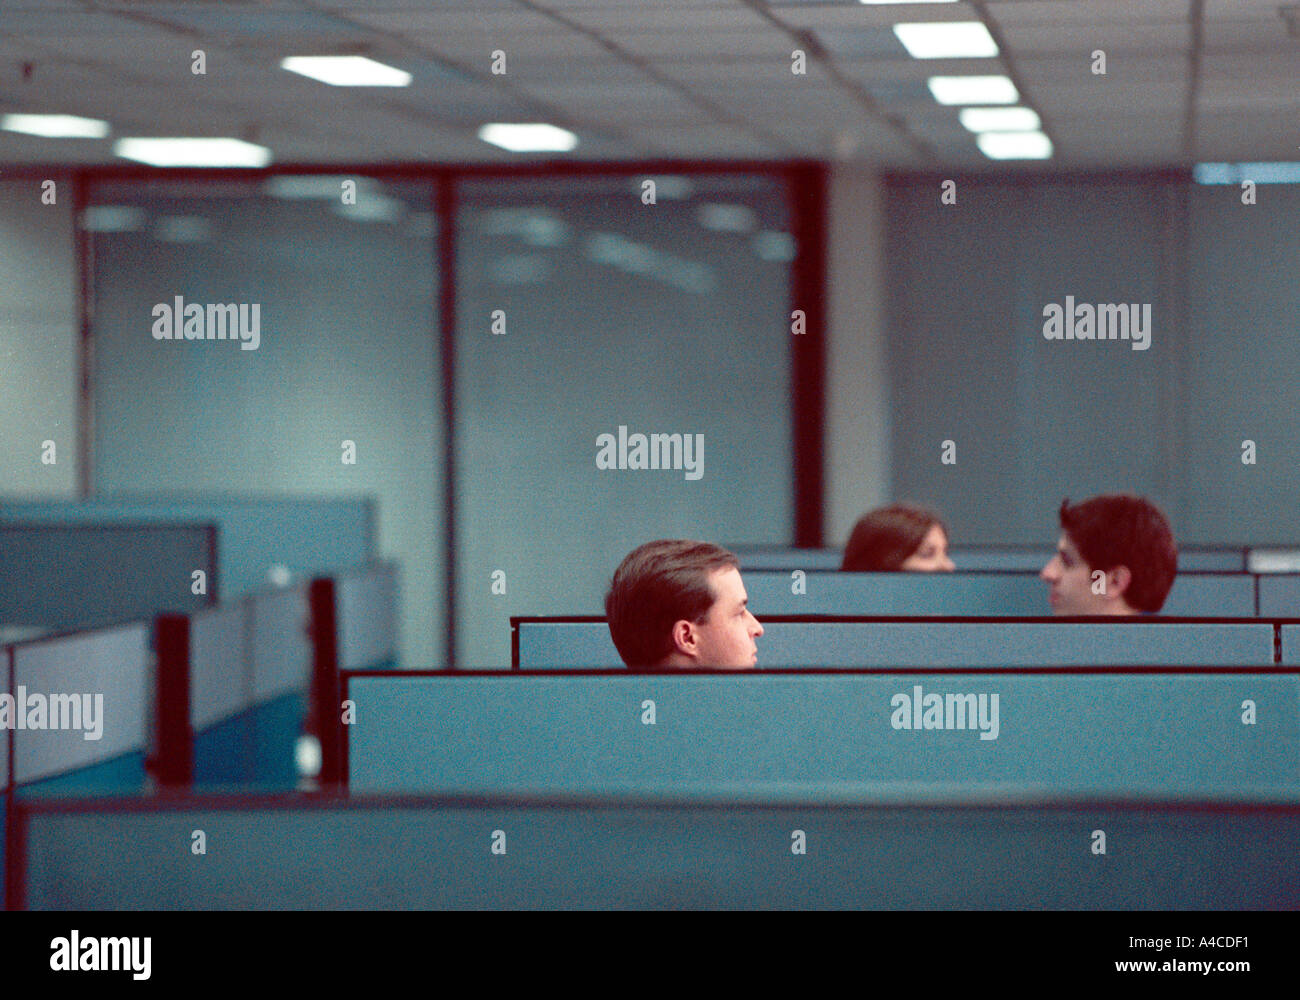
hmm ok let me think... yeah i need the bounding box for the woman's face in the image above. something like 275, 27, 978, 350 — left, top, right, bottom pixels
900, 524, 955, 572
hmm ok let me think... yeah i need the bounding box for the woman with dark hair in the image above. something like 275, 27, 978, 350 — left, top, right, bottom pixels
841, 504, 955, 572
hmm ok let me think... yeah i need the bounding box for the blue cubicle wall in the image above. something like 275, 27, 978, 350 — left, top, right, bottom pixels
740, 571, 1255, 617
16, 792, 1300, 909
0, 497, 374, 599
337, 563, 399, 671
346, 672, 1300, 796
513, 617, 1280, 670
0, 521, 215, 632
187, 563, 398, 788
189, 583, 313, 789
3, 621, 154, 908
9, 623, 153, 794
1282, 627, 1300, 667
733, 546, 1248, 573
1259, 576, 1300, 619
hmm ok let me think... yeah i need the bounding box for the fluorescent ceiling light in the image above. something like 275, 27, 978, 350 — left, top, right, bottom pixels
861, 0, 957, 4
2, 113, 109, 138
928, 75, 1018, 105
894, 22, 998, 59
959, 107, 1041, 132
281, 56, 410, 87
478, 123, 578, 152
1193, 162, 1300, 184
976, 131, 1053, 160
115, 137, 272, 167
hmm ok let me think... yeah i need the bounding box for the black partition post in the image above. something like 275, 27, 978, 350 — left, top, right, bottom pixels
309, 578, 342, 787
151, 614, 193, 787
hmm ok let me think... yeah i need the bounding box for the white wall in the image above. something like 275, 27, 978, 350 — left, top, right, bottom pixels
0, 177, 79, 496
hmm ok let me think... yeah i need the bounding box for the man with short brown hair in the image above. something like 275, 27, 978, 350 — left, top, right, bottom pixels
1040, 494, 1178, 615
605, 539, 763, 670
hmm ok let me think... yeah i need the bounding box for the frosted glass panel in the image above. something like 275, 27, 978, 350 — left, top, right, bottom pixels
455, 174, 794, 667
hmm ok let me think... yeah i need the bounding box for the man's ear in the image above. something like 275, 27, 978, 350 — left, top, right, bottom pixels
670, 619, 698, 657
1107, 565, 1133, 603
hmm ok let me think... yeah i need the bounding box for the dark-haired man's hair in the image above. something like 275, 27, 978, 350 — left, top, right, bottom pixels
605, 539, 739, 668
1058, 494, 1178, 612
841, 504, 947, 572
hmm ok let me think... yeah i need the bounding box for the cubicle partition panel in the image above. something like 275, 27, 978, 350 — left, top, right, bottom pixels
189, 603, 254, 786
0, 497, 374, 600
13, 792, 1300, 909
739, 571, 1255, 618
512, 616, 1283, 670
733, 546, 1249, 574
336, 562, 399, 671
344, 670, 1300, 797
731, 547, 842, 571
9, 623, 152, 794
176, 583, 314, 789
744, 571, 1044, 616
1281, 626, 1300, 667
1258, 576, 1300, 619
249, 585, 313, 788
0, 521, 216, 632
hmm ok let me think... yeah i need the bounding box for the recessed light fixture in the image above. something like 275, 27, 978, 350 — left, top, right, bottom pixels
114, 138, 272, 168
894, 22, 998, 59
478, 123, 578, 153
928, 75, 1019, 105
281, 56, 411, 87
959, 107, 1041, 132
976, 131, 1053, 160
2, 113, 109, 138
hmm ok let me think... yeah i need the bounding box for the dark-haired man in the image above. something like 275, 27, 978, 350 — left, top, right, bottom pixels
605, 539, 763, 670
1040, 494, 1178, 615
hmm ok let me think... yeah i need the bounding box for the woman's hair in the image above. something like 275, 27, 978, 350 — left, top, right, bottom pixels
841, 504, 947, 572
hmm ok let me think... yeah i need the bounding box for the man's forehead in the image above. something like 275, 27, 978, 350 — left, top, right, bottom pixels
708, 565, 745, 599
